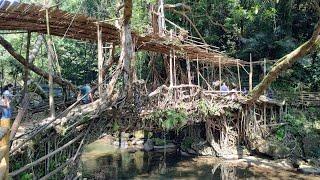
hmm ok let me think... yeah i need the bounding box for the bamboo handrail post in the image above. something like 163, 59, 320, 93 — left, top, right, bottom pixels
249, 53, 253, 92
197, 54, 200, 86
97, 24, 104, 97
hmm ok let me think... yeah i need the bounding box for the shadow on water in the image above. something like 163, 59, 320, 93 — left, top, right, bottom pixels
81, 142, 319, 180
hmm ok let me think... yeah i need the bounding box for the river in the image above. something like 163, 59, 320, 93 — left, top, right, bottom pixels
80, 139, 320, 179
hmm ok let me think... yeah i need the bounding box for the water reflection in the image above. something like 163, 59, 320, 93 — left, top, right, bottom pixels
81, 141, 318, 180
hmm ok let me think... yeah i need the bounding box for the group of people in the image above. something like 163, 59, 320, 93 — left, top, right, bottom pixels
213, 81, 249, 100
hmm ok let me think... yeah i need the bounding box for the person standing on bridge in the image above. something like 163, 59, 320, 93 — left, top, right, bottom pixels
220, 82, 229, 95
78, 83, 93, 104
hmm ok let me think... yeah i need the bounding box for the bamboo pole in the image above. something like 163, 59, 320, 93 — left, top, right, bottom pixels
237, 59, 241, 91
169, 49, 173, 87
249, 53, 253, 91
211, 62, 214, 80
45, 0, 55, 118
219, 57, 222, 91
22, 31, 31, 98
186, 56, 191, 85
263, 58, 267, 125
263, 58, 266, 94
97, 24, 103, 97
173, 50, 176, 86
206, 62, 210, 90
197, 54, 200, 86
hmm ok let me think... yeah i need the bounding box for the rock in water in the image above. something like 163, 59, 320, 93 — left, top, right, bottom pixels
144, 139, 154, 151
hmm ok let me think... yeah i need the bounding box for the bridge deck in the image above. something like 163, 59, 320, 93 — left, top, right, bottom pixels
0, 0, 246, 66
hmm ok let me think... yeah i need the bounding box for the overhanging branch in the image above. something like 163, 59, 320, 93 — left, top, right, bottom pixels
246, 19, 320, 103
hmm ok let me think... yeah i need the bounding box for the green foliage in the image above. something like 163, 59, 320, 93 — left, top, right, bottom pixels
20, 173, 33, 180
112, 121, 120, 132
283, 107, 320, 140
152, 137, 166, 146
181, 136, 194, 151
275, 126, 285, 141
150, 108, 187, 131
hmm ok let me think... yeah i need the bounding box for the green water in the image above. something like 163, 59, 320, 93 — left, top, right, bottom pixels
81, 140, 319, 180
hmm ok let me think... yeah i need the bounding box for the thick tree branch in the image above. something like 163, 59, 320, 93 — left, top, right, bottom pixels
247, 19, 320, 103
0, 36, 77, 92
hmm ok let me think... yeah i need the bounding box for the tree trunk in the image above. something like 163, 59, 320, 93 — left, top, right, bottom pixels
118, 0, 133, 94
0, 36, 77, 92
22, 32, 31, 100
247, 19, 320, 103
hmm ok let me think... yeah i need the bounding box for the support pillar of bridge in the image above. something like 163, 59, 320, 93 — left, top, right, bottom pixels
97, 24, 104, 97
249, 53, 253, 91
186, 57, 191, 85
45, 0, 56, 119
196, 55, 200, 86
169, 49, 173, 87
237, 59, 241, 92
219, 57, 222, 91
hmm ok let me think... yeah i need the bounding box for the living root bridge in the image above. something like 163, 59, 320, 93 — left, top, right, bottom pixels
145, 85, 285, 157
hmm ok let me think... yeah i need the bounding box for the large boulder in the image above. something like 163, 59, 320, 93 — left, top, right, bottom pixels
250, 137, 290, 159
